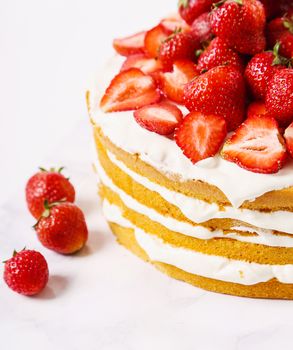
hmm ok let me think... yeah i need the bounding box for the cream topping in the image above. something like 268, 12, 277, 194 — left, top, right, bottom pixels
89, 55, 293, 208
103, 200, 293, 285
96, 158, 293, 246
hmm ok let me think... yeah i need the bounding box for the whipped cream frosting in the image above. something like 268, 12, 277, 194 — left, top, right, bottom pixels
103, 200, 293, 285
106, 151, 293, 234
96, 157, 293, 246
89, 55, 293, 208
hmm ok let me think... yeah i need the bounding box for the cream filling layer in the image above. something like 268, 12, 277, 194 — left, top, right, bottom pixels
106, 151, 293, 234
96, 158, 293, 247
89, 55, 293, 208
103, 200, 293, 285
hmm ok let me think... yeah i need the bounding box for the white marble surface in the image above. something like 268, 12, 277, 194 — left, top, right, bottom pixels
1, 1, 293, 349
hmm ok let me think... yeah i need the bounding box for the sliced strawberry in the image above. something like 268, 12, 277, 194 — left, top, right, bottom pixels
113, 31, 146, 57
120, 54, 164, 75
175, 112, 227, 163
160, 13, 191, 33
145, 25, 170, 59
222, 115, 287, 174
134, 101, 183, 135
284, 122, 293, 158
247, 101, 272, 119
100, 68, 161, 113
158, 60, 198, 104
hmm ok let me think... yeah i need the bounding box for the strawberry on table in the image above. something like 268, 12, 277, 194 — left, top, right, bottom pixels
26, 167, 75, 219
134, 101, 183, 135
34, 202, 88, 255
100, 68, 161, 113
178, 0, 215, 25
190, 12, 213, 43
4, 250, 49, 296
222, 115, 287, 174
184, 65, 246, 131
144, 25, 171, 59
158, 31, 200, 70
113, 31, 146, 56
210, 0, 266, 55
265, 68, 293, 126
175, 112, 227, 163
158, 59, 199, 104
197, 37, 243, 73
284, 122, 293, 158
120, 54, 164, 75
244, 48, 286, 100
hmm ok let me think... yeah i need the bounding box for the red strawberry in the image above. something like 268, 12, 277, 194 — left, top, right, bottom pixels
244, 50, 285, 100
158, 31, 200, 70
4, 250, 49, 296
211, 0, 266, 55
184, 65, 246, 131
158, 59, 199, 104
284, 122, 293, 158
113, 31, 146, 57
265, 69, 293, 126
144, 25, 170, 59
100, 68, 161, 113
247, 101, 271, 119
190, 12, 213, 43
267, 14, 293, 58
197, 37, 243, 73
160, 13, 191, 33
120, 54, 163, 75
178, 0, 215, 25
35, 202, 88, 255
175, 112, 227, 163
134, 101, 183, 135
26, 167, 75, 219
222, 115, 287, 174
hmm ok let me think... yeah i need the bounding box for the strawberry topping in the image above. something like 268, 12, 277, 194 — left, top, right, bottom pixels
144, 25, 170, 59
121, 54, 163, 75
134, 101, 183, 135
175, 112, 227, 163
284, 122, 293, 158
113, 31, 146, 56
222, 115, 287, 174
100, 68, 161, 113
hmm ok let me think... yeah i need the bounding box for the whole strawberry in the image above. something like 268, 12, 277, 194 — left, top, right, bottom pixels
197, 37, 243, 73
4, 250, 49, 296
210, 0, 266, 55
265, 69, 293, 126
190, 12, 213, 43
26, 167, 75, 219
35, 202, 88, 255
184, 65, 246, 131
178, 0, 215, 24
244, 49, 285, 100
158, 31, 199, 70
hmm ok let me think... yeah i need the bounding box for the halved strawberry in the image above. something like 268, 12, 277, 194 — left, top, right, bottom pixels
284, 122, 293, 158
100, 68, 161, 113
222, 115, 287, 174
175, 112, 227, 163
120, 54, 164, 75
134, 101, 183, 135
144, 25, 170, 59
113, 31, 146, 57
247, 101, 272, 119
160, 13, 191, 33
158, 60, 198, 104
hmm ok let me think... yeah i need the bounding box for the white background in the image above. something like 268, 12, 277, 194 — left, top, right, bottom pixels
1, 1, 293, 350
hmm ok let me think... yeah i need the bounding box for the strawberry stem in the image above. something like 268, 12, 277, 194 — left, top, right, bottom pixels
178, 0, 189, 9
272, 42, 292, 67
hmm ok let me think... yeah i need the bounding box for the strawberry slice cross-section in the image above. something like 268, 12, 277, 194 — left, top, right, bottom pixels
284, 122, 293, 158
100, 68, 161, 113
134, 101, 183, 135
113, 31, 146, 57
120, 54, 163, 75
175, 112, 227, 163
222, 115, 287, 174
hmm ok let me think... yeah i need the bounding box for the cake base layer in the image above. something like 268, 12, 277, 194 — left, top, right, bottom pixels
109, 222, 293, 300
